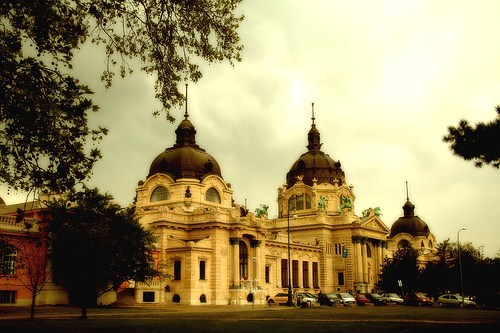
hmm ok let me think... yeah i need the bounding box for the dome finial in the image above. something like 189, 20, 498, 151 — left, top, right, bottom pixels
311, 102, 315, 125
406, 180, 409, 201
184, 83, 189, 119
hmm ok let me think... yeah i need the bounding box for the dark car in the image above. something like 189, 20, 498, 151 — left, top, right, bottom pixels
365, 293, 388, 306
318, 292, 342, 306
404, 292, 433, 306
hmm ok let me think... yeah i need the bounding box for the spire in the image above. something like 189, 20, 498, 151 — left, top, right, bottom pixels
406, 180, 409, 201
403, 181, 415, 217
307, 102, 322, 151
174, 83, 197, 147
311, 102, 315, 125
184, 83, 189, 119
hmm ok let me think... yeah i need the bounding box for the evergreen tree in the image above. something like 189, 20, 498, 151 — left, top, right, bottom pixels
443, 106, 500, 169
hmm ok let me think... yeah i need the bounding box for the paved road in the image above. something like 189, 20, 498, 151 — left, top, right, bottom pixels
1, 304, 499, 333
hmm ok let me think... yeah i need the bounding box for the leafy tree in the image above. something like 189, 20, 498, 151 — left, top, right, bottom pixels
378, 247, 421, 294
443, 106, 500, 169
419, 240, 453, 299
1, 0, 243, 196
0, 220, 50, 320
46, 188, 158, 319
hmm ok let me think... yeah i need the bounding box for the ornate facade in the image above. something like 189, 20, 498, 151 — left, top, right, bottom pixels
132, 108, 392, 305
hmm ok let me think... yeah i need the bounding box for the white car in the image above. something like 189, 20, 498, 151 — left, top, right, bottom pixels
381, 292, 404, 304
336, 293, 357, 305
437, 294, 477, 308
296, 292, 318, 307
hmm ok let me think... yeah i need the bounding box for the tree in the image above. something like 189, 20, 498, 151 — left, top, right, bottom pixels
46, 188, 158, 319
378, 247, 421, 294
443, 106, 500, 169
1, 0, 243, 195
0, 220, 50, 320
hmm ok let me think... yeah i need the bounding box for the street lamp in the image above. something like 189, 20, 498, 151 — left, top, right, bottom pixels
286, 199, 297, 306
457, 228, 466, 304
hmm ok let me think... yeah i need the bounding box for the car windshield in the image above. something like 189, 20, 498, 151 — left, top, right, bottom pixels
339, 293, 353, 298
387, 293, 399, 297
325, 293, 338, 298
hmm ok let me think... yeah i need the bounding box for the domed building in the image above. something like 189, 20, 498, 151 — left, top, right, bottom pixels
131, 105, 392, 305
386, 191, 437, 266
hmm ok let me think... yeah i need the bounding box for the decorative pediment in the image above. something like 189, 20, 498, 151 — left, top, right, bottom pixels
360, 216, 390, 233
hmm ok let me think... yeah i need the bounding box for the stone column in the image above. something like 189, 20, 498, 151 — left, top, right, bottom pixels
362, 242, 368, 284
229, 237, 241, 287
354, 241, 363, 286
377, 242, 383, 270
250, 240, 262, 288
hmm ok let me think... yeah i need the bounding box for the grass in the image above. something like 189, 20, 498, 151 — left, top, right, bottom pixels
1, 304, 499, 333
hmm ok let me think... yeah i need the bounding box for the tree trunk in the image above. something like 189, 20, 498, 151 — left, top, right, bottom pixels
80, 304, 88, 320
30, 293, 36, 320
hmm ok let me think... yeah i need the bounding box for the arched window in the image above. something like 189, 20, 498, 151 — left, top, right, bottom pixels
288, 193, 312, 211
151, 186, 169, 202
397, 240, 412, 249
428, 240, 433, 248
421, 241, 425, 248
239, 241, 248, 279
205, 188, 221, 203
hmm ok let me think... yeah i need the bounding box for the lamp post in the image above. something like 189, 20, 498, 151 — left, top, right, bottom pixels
286, 200, 296, 306
457, 228, 466, 305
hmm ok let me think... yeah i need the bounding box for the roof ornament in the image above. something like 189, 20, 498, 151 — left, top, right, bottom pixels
406, 180, 409, 201
311, 102, 315, 125
184, 83, 189, 119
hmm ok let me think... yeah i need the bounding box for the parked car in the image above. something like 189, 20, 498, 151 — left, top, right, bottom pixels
404, 292, 433, 306
354, 294, 370, 305
336, 293, 356, 305
365, 293, 388, 306
296, 292, 318, 307
268, 292, 295, 305
437, 294, 477, 308
476, 292, 500, 309
318, 292, 342, 306
381, 292, 404, 304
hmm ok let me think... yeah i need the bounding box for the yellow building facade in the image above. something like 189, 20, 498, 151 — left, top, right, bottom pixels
133, 110, 393, 305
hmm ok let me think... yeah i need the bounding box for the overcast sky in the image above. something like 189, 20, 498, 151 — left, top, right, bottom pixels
2, 1, 499, 257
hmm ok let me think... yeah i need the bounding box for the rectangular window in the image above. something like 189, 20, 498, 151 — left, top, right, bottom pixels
142, 291, 155, 303
199, 260, 206, 280
174, 260, 181, 280
281, 259, 288, 287
338, 272, 345, 286
312, 262, 319, 288
302, 261, 309, 288
292, 260, 299, 288
265, 266, 270, 284
0, 291, 16, 304
0, 250, 16, 275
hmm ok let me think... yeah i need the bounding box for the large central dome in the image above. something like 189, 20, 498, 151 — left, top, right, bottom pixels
148, 114, 222, 180
286, 111, 345, 188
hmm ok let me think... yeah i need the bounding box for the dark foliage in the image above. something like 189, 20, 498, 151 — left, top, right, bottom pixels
443, 106, 500, 169
46, 188, 158, 318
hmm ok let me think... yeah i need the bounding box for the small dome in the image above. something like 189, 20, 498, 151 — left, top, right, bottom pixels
389, 200, 430, 237
286, 114, 345, 188
148, 115, 222, 180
